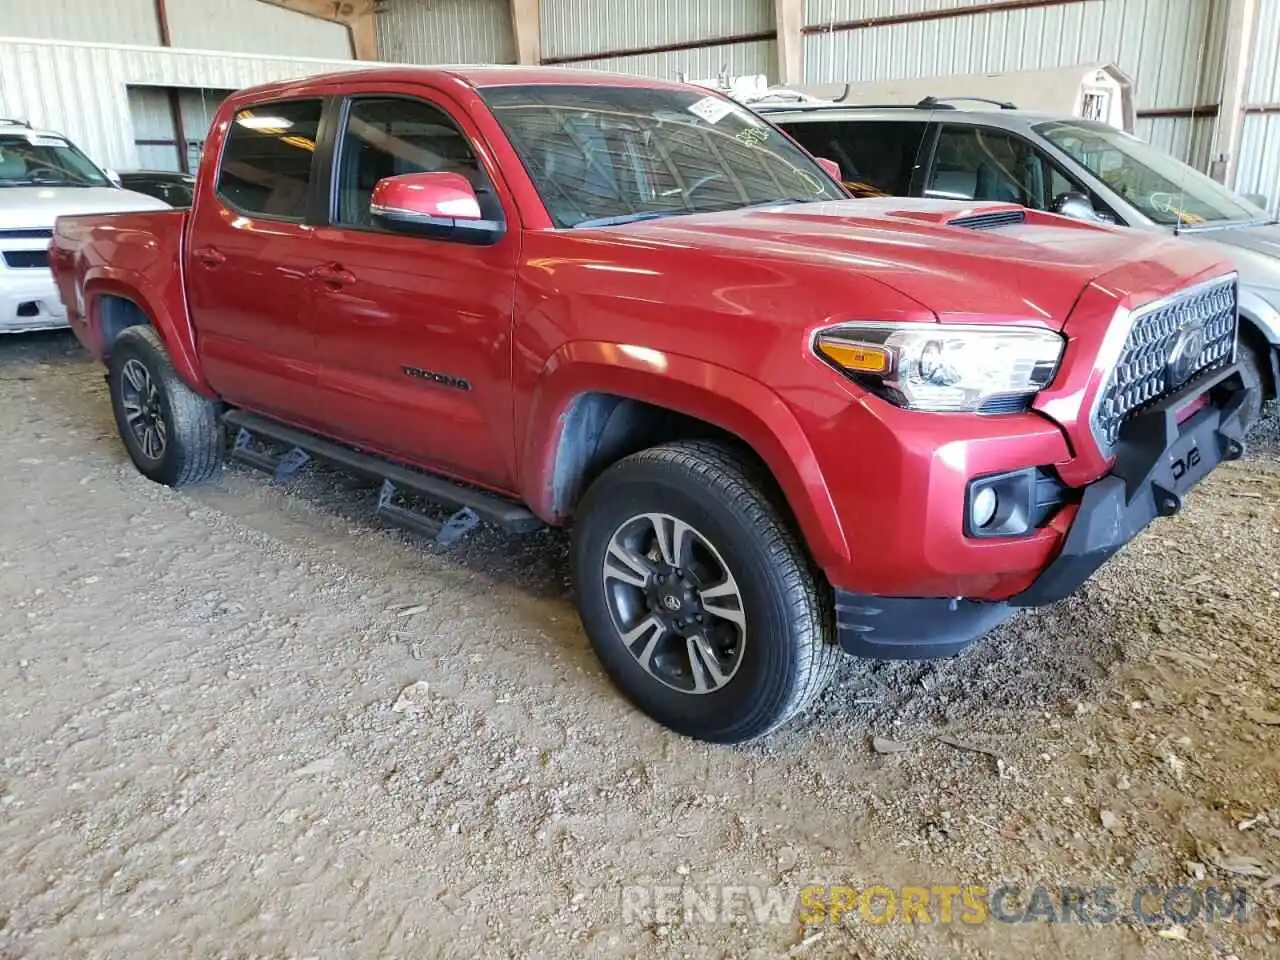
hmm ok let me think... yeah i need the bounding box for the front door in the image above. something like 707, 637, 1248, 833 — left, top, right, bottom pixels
924, 123, 1095, 213
304, 91, 521, 490
185, 97, 325, 423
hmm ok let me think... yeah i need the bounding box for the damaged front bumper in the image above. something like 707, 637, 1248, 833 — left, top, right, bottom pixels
835, 362, 1254, 659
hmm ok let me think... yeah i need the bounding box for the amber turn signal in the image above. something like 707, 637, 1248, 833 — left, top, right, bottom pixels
816, 337, 891, 374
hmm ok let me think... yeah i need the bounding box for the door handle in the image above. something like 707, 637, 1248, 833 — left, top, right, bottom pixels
193, 246, 226, 268
311, 262, 356, 288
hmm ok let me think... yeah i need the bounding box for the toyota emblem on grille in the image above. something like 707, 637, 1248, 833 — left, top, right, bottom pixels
1166, 321, 1207, 387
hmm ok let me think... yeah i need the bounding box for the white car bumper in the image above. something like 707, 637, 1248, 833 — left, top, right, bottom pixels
1, 265, 68, 334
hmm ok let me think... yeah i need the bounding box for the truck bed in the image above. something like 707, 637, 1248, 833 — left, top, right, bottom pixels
50, 208, 189, 359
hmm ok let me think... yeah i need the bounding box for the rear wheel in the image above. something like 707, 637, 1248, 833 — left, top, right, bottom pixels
571, 440, 839, 743
108, 325, 223, 486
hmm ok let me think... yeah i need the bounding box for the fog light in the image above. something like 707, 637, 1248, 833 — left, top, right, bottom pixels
971, 486, 999, 529
964, 468, 1053, 539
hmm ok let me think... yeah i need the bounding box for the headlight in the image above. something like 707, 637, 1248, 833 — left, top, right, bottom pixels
814, 323, 1065, 412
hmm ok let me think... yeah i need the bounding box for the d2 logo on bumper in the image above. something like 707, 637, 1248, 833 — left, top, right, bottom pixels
1170, 446, 1202, 482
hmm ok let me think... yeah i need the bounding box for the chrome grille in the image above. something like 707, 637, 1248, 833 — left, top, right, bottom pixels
1092, 276, 1237, 451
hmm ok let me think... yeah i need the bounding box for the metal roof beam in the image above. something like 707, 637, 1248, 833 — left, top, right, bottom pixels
256, 0, 380, 60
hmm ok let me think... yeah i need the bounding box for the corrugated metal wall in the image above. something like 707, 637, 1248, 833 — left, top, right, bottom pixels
126, 86, 181, 170
803, 0, 1224, 169
166, 0, 352, 59
376, 0, 515, 64
0, 0, 159, 45
0, 37, 363, 170
540, 0, 770, 57
1235, 0, 1280, 213
0, 0, 348, 56
538, 0, 774, 79
553, 41, 776, 81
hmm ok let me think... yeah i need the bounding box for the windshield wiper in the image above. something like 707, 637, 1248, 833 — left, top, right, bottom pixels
0, 178, 89, 188
573, 210, 680, 228
742, 196, 822, 208
573, 197, 824, 228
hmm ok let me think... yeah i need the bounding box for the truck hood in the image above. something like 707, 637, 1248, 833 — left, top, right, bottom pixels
618, 198, 1209, 329
0, 186, 169, 230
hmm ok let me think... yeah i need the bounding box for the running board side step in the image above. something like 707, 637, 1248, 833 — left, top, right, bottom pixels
223, 409, 543, 537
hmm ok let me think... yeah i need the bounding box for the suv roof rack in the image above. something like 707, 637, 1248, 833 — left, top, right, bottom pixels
916, 96, 1019, 110
0, 118, 32, 127
754, 100, 941, 113
754, 95, 1020, 114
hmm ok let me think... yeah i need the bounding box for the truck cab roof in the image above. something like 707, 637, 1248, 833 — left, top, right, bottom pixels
225, 64, 693, 107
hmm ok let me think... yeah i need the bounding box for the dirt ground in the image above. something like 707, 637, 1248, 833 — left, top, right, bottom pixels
1, 330, 1278, 960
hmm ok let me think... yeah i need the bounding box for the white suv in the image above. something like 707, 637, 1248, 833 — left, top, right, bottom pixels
1, 119, 169, 334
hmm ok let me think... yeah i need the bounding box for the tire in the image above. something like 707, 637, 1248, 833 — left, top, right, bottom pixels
1237, 337, 1267, 432
570, 440, 840, 743
107, 325, 224, 486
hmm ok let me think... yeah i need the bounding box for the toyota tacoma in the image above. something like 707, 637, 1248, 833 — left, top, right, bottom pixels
49, 68, 1256, 743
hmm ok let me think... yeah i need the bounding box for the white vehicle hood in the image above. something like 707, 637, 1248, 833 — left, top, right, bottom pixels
0, 186, 169, 231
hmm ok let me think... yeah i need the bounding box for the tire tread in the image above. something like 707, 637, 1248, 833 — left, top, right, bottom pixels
578, 439, 839, 741
111, 325, 223, 486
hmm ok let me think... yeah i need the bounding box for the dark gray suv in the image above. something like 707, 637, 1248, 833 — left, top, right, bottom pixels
760, 100, 1280, 424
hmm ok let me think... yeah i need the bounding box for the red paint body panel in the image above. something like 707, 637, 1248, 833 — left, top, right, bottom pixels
48, 67, 1238, 604
370, 171, 484, 220
50, 209, 214, 395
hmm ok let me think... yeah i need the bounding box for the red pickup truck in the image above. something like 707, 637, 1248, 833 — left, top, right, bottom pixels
50, 67, 1254, 743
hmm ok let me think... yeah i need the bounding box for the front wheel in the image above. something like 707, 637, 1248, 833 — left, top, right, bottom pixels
571, 441, 839, 743
108, 325, 224, 486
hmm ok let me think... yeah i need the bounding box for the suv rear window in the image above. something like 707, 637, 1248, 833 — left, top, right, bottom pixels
778, 120, 927, 197
216, 99, 322, 220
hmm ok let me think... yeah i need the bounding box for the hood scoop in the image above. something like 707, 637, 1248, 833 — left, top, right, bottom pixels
947, 209, 1027, 230
883, 203, 1027, 231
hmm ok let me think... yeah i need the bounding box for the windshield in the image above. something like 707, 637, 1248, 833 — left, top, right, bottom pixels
481, 84, 846, 228
1035, 119, 1263, 227
0, 132, 110, 187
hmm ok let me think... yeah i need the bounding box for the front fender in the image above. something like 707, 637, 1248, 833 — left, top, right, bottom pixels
519, 340, 851, 571
1240, 288, 1280, 345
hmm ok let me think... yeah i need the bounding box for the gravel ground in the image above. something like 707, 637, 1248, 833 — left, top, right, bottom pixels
1, 330, 1278, 960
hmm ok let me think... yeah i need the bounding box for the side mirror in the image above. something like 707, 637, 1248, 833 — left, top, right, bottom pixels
815, 157, 842, 181
370, 172, 503, 245
1241, 192, 1269, 210
103, 168, 122, 187
1052, 191, 1105, 223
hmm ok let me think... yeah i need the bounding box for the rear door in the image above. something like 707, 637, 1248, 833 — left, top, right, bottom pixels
185, 97, 326, 423
302, 87, 522, 489
779, 118, 930, 198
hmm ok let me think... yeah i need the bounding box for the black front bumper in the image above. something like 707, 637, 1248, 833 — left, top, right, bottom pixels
835, 363, 1253, 660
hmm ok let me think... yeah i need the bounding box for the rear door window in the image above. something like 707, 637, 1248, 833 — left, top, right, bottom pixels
778, 120, 928, 197
216, 99, 323, 220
